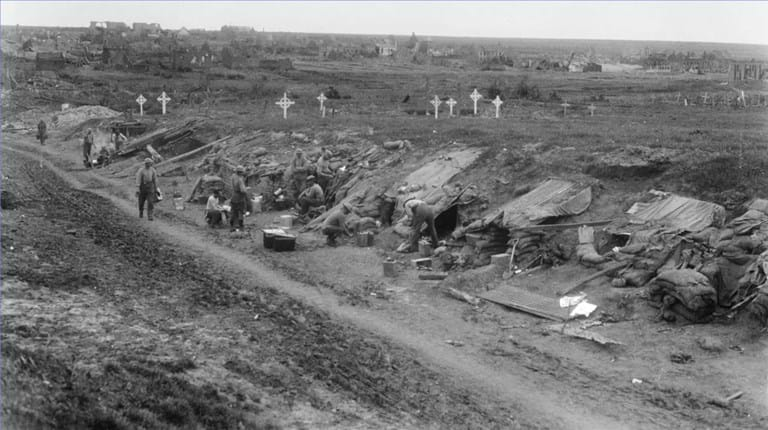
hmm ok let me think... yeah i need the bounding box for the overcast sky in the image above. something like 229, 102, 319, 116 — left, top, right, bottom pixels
2, 1, 767, 45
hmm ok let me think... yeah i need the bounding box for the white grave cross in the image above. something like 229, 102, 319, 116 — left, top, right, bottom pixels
157, 91, 171, 115
701, 92, 710, 105
276, 92, 295, 119
588, 104, 596, 116
136, 94, 147, 116
470, 88, 482, 115
316, 92, 327, 112
430, 95, 442, 119
446, 98, 457, 116
492, 96, 503, 118
560, 100, 571, 116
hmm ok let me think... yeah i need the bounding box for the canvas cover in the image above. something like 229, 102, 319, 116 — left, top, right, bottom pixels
627, 194, 725, 233
482, 179, 593, 229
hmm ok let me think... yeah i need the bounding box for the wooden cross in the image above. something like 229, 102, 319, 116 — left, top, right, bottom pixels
276, 92, 295, 119
492, 96, 503, 118
430, 95, 442, 119
316, 92, 327, 112
136, 94, 146, 116
675, 93, 681, 103
701, 92, 710, 105
470, 88, 482, 115
446, 97, 457, 116
157, 91, 171, 115
560, 100, 571, 116
588, 104, 596, 116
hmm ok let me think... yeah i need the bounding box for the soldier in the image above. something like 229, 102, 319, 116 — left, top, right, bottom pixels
82, 128, 94, 168
229, 165, 248, 232
322, 202, 352, 247
37, 120, 47, 145
297, 175, 324, 215
405, 198, 438, 252
136, 158, 158, 220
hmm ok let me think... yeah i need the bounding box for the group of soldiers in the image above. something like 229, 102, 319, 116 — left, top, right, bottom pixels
40, 120, 437, 251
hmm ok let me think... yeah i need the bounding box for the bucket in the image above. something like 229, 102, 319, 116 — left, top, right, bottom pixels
273, 234, 296, 252
251, 196, 263, 214
383, 260, 397, 277
418, 242, 433, 257
173, 197, 184, 211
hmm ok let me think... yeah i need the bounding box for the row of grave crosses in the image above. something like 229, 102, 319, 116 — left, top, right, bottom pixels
136, 89, 598, 119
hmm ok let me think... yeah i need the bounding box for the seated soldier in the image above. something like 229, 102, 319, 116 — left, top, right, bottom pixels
297, 175, 324, 215
205, 190, 227, 227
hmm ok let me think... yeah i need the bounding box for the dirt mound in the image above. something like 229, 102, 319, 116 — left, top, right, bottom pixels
53, 105, 121, 129
585, 146, 676, 179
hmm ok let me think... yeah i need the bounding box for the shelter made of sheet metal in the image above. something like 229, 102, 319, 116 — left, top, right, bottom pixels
391, 148, 484, 217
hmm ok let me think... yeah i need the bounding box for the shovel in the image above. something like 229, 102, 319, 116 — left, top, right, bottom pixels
502, 239, 519, 280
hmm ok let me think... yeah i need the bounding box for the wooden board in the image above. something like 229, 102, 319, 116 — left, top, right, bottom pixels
480, 286, 569, 321
546, 324, 623, 345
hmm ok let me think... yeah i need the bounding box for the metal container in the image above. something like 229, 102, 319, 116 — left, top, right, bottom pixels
382, 260, 397, 277
273, 234, 296, 252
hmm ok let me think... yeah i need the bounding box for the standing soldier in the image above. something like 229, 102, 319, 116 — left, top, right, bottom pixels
229, 165, 248, 232
136, 158, 158, 220
37, 120, 47, 145
82, 129, 94, 168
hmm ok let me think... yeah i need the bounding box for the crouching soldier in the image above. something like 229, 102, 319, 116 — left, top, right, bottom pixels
405, 198, 438, 252
322, 202, 352, 247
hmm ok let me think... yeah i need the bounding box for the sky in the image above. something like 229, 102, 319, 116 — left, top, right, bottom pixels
2, 1, 768, 46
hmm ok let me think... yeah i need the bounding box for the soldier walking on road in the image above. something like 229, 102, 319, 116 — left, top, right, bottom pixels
37, 120, 47, 146
136, 158, 159, 220
82, 129, 94, 168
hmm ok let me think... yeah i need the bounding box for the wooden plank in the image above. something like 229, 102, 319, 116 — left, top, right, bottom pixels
557, 262, 628, 296
480, 286, 568, 321
508, 219, 615, 233
155, 135, 232, 171
545, 324, 623, 345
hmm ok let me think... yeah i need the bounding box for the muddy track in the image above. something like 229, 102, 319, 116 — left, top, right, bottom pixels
3, 151, 529, 428
5, 141, 768, 430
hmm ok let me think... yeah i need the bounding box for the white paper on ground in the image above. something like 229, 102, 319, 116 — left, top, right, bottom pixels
559, 294, 586, 308
569, 300, 597, 318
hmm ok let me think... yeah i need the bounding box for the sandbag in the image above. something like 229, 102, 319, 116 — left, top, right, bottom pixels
650, 269, 717, 322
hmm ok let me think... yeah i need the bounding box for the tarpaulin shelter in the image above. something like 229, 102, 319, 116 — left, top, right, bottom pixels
487, 179, 592, 229
626, 193, 726, 233
308, 148, 483, 232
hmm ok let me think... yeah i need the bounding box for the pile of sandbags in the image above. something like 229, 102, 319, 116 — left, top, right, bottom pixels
649, 269, 718, 323
468, 226, 508, 266
507, 230, 544, 268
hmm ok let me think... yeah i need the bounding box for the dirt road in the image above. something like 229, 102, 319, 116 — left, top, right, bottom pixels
3, 137, 766, 429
